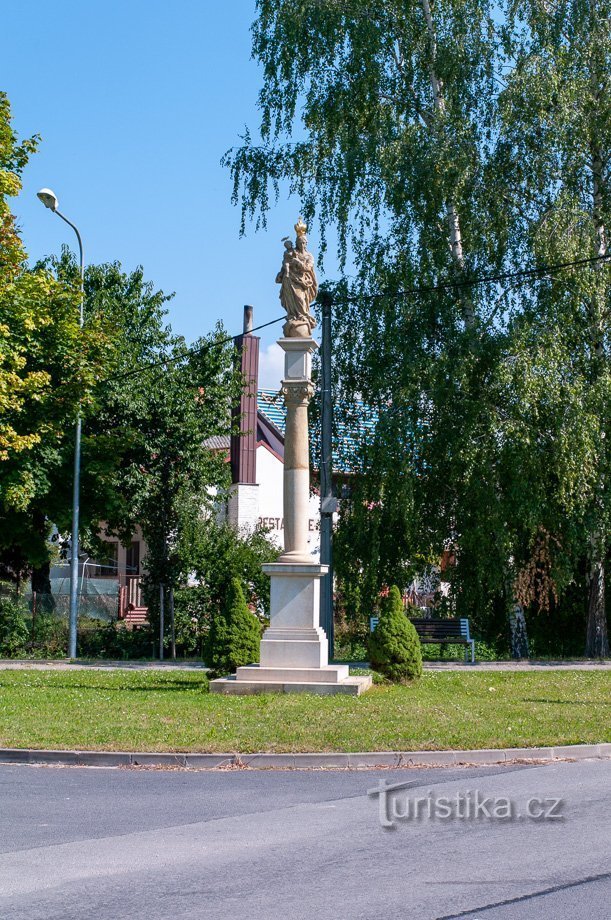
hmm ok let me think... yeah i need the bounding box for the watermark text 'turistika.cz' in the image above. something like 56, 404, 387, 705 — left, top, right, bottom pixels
367, 780, 565, 829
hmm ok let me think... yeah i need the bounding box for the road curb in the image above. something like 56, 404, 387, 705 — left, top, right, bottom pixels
0, 743, 610, 770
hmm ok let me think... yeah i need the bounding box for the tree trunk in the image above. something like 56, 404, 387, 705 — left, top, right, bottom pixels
31, 510, 55, 613
31, 561, 52, 596
420, 0, 475, 330
586, 557, 609, 657
585, 126, 609, 657
509, 602, 529, 659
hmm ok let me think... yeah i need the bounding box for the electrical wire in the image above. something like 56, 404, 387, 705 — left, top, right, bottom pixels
99, 251, 611, 387
2, 250, 610, 426
99, 315, 286, 388
321, 252, 611, 306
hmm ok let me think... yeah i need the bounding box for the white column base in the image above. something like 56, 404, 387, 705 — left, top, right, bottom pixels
208, 561, 372, 694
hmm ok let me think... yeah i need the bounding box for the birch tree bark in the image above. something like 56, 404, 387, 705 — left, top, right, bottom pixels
421, 0, 475, 329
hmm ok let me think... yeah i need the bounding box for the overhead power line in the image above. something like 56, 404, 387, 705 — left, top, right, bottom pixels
321, 252, 611, 306
2, 250, 609, 427
99, 315, 287, 387
103, 251, 611, 388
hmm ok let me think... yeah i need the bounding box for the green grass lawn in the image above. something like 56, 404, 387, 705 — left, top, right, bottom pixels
0, 669, 609, 753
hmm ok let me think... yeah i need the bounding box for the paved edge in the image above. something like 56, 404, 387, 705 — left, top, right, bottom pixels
0, 743, 609, 770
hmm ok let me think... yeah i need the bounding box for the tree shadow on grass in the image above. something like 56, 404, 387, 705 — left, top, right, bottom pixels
0, 680, 209, 694
522, 698, 611, 706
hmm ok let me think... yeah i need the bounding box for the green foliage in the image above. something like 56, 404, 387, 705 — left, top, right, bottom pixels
205, 577, 262, 675
226, 0, 611, 657
369, 586, 423, 682
167, 522, 277, 658
29, 612, 67, 658
1, 95, 109, 582
77, 621, 154, 660
0, 595, 29, 657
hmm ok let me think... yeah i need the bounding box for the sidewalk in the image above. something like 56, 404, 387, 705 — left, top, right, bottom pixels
0, 659, 609, 671
0, 659, 209, 671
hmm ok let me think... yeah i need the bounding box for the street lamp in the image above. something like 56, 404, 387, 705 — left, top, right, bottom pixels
37, 188, 85, 658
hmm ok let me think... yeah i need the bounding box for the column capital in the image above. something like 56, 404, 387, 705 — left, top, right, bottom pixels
281, 380, 315, 408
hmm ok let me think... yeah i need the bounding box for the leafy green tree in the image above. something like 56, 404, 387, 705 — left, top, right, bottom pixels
205, 576, 262, 674
224, 0, 525, 646
369, 585, 423, 681
110, 331, 239, 639
177, 518, 278, 618
498, 0, 611, 656
226, 0, 610, 659
0, 95, 109, 588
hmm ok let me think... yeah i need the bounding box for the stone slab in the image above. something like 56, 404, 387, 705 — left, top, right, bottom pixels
184, 754, 236, 769
551, 744, 607, 760
262, 563, 328, 577
209, 675, 372, 696
29, 749, 81, 765
236, 664, 350, 683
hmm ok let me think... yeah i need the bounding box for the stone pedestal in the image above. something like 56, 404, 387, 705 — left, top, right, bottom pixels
210, 334, 371, 696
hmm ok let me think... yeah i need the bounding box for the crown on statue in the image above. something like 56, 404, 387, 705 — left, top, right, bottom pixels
294, 217, 307, 238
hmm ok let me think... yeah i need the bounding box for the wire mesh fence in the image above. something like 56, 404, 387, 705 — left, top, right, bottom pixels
0, 590, 155, 660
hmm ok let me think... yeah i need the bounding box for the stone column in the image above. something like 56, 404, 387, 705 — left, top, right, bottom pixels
208, 284, 371, 693
277, 337, 317, 563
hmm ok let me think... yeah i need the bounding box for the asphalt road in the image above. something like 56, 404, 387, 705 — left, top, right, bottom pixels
0, 759, 609, 919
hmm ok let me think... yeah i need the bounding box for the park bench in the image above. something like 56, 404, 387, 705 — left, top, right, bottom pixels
369, 615, 476, 663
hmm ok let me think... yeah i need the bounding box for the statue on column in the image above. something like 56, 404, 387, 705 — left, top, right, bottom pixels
276, 218, 318, 337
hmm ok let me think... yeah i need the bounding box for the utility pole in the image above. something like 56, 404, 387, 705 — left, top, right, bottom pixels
169, 587, 176, 660
159, 584, 165, 661
319, 292, 336, 656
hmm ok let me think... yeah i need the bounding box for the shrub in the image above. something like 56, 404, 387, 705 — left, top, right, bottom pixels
369, 585, 423, 682
77, 620, 154, 660
205, 577, 261, 675
0, 597, 29, 657
30, 612, 68, 658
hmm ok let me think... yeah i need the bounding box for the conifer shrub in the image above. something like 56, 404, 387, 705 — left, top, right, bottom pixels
205, 577, 261, 675
369, 585, 423, 682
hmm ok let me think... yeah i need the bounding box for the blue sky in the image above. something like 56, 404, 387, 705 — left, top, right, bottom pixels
5, 0, 335, 387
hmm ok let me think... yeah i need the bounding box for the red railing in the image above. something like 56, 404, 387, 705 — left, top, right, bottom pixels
118, 575, 146, 621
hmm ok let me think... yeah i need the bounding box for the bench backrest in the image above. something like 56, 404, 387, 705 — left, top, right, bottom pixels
410, 618, 465, 640
370, 615, 471, 641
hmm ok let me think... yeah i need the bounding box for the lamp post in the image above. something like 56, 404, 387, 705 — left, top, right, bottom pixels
37, 188, 84, 659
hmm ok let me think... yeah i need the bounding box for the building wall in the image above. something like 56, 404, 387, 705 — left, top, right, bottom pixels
255, 443, 321, 556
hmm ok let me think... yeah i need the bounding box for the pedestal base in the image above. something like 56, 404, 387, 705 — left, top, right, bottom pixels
210, 671, 372, 696
210, 561, 371, 696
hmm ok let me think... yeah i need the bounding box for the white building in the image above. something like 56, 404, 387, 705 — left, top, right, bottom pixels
221, 306, 321, 555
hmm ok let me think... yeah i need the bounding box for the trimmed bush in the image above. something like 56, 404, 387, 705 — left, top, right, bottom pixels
205, 578, 261, 675
0, 597, 30, 657
369, 585, 423, 682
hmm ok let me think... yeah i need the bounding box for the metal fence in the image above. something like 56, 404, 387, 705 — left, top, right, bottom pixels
24, 592, 119, 623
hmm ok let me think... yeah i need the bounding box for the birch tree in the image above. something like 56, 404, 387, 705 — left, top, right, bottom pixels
225, 0, 533, 645
500, 0, 611, 655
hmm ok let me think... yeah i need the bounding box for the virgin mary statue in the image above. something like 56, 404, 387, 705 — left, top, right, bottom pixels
276, 219, 318, 337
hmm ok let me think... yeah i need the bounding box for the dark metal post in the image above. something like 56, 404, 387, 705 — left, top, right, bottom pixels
169, 587, 176, 660
159, 584, 165, 661
320, 293, 335, 656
